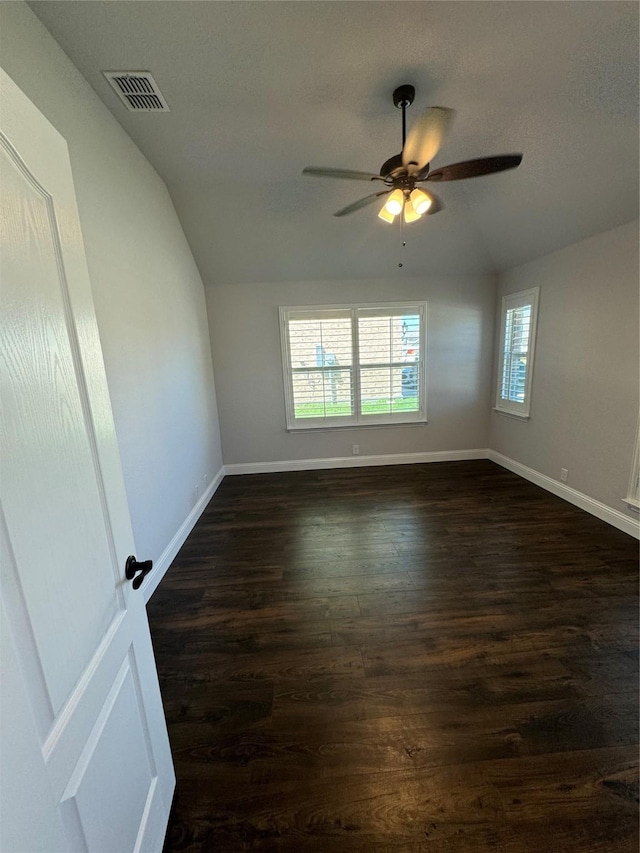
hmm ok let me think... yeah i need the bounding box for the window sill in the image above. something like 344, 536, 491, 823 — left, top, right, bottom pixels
287, 420, 428, 434
493, 407, 530, 421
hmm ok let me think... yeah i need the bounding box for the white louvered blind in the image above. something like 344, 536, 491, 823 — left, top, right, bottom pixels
626, 421, 640, 510
496, 288, 539, 417
358, 310, 421, 418
280, 304, 426, 429
501, 304, 531, 402
287, 311, 353, 421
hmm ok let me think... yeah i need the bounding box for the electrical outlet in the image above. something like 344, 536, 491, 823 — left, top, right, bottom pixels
352, 444, 360, 456
560, 468, 568, 482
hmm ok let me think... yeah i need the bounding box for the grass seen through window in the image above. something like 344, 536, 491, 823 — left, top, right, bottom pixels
295, 397, 419, 418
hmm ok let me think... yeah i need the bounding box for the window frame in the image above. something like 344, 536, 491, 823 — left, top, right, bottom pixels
624, 420, 640, 511
279, 302, 428, 431
494, 286, 540, 418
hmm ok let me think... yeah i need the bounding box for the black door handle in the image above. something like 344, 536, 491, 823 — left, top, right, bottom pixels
125, 555, 153, 590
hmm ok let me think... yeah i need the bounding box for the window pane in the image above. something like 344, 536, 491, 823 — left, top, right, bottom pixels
358, 313, 421, 415
288, 317, 353, 419
358, 314, 420, 365
393, 365, 419, 412
292, 368, 353, 419
502, 355, 527, 402
501, 304, 531, 402
360, 367, 391, 414
357, 366, 417, 415
396, 314, 421, 363
358, 317, 391, 364
289, 318, 352, 369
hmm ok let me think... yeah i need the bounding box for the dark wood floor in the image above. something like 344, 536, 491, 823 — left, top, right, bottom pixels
147, 461, 639, 852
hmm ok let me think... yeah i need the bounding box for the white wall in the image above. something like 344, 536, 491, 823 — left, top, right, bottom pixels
207, 275, 496, 465
0, 2, 223, 565
489, 219, 639, 520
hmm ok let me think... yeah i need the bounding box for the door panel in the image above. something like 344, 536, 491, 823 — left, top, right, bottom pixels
0, 598, 68, 853
59, 651, 158, 852
0, 67, 175, 852
1, 142, 121, 716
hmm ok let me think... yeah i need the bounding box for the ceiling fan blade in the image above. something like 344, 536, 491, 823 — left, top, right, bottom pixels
303, 167, 384, 182
402, 107, 455, 174
426, 154, 523, 182
333, 190, 390, 217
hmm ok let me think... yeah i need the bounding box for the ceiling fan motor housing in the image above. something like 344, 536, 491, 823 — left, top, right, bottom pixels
379, 152, 404, 178
379, 153, 429, 185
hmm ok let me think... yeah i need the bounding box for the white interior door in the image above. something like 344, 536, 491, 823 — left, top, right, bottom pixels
0, 68, 175, 852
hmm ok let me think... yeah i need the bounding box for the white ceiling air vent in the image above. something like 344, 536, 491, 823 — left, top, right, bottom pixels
103, 71, 170, 112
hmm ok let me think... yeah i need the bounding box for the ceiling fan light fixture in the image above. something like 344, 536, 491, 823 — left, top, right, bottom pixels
378, 205, 396, 223
403, 202, 421, 223
410, 188, 433, 214
385, 188, 404, 215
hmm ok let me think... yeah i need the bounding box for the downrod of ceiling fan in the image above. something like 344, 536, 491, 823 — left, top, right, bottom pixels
393, 84, 415, 148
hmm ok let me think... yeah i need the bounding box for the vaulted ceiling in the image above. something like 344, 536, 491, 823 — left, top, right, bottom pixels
30, 1, 639, 285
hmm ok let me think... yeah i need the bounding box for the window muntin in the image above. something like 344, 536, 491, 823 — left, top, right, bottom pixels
280, 303, 426, 429
495, 287, 539, 417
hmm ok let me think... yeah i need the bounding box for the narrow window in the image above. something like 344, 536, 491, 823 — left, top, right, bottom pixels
625, 421, 640, 510
495, 287, 539, 417
280, 303, 427, 430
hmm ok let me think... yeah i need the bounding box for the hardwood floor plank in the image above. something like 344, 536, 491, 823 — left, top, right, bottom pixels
152, 623, 334, 655
168, 694, 637, 785
154, 594, 359, 630
269, 660, 586, 727
146, 461, 639, 852
156, 644, 365, 683
281, 556, 425, 579
482, 744, 639, 822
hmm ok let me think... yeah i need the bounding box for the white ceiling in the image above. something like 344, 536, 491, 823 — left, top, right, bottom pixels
29, 1, 639, 286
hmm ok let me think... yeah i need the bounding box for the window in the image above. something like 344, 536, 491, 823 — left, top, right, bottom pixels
625, 421, 640, 511
279, 303, 427, 430
495, 287, 539, 417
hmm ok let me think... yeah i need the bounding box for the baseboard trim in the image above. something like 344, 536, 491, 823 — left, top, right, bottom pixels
143, 466, 226, 603
224, 449, 490, 476
487, 450, 640, 539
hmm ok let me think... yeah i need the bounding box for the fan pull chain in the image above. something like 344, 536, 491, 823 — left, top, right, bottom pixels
398, 216, 406, 268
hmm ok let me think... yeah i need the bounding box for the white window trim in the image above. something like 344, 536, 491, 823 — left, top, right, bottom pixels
279, 302, 427, 431
494, 286, 540, 419
624, 420, 640, 512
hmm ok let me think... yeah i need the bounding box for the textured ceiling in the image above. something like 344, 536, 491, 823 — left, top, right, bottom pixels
29, 1, 639, 285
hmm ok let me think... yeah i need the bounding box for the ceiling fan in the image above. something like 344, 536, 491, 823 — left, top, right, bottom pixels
302, 84, 522, 224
